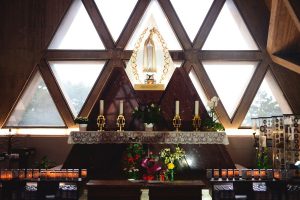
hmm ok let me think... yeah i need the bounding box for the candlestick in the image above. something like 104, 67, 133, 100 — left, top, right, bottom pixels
175, 101, 179, 115
195, 101, 199, 116
117, 114, 125, 131
120, 100, 123, 115
173, 114, 181, 131
100, 100, 104, 115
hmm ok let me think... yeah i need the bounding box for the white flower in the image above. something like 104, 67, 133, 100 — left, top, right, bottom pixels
207, 101, 214, 109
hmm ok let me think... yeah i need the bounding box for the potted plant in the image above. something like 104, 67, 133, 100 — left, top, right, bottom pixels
74, 116, 89, 131
132, 103, 162, 131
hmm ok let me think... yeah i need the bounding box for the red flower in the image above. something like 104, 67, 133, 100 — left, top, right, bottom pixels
135, 154, 140, 160
128, 157, 134, 163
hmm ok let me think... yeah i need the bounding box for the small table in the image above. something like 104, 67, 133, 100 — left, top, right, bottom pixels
86, 180, 206, 200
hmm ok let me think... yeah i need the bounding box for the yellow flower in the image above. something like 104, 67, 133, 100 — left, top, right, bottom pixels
167, 162, 175, 170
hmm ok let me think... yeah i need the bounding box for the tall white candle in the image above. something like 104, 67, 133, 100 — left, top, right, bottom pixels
100, 100, 104, 115
175, 101, 179, 115
120, 100, 123, 115
195, 101, 199, 116
261, 136, 267, 147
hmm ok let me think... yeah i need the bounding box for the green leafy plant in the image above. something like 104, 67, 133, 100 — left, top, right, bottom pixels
132, 103, 162, 124
34, 156, 57, 169
74, 116, 89, 124
202, 96, 225, 131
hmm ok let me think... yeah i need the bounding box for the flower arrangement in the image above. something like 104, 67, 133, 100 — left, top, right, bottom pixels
202, 96, 224, 131
159, 146, 185, 181
132, 103, 162, 125
74, 116, 89, 124
123, 143, 145, 180
141, 152, 161, 180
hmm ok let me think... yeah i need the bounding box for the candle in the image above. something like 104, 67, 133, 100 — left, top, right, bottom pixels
213, 169, 219, 179
175, 101, 179, 115
253, 169, 259, 179
100, 100, 104, 115
260, 169, 266, 179
120, 100, 123, 115
234, 169, 240, 179
261, 136, 267, 147
195, 101, 199, 116
227, 169, 233, 179
81, 169, 87, 178
221, 169, 227, 179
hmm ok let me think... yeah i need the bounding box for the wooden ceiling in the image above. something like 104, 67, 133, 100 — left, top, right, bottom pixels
0, 0, 299, 130
267, 0, 300, 73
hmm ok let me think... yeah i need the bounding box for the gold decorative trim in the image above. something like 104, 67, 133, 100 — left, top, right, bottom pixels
130, 27, 171, 85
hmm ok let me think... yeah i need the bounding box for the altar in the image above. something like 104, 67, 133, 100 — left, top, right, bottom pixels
64, 131, 234, 180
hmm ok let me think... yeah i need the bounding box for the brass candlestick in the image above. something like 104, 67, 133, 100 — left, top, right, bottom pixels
116, 114, 125, 131
173, 114, 181, 131
97, 115, 106, 131
192, 115, 201, 131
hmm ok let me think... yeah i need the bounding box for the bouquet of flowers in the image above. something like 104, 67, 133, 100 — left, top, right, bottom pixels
202, 96, 224, 131
141, 151, 161, 180
132, 103, 162, 125
159, 146, 185, 181
123, 143, 145, 180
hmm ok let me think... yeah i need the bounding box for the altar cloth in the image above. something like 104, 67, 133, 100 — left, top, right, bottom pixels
68, 131, 229, 145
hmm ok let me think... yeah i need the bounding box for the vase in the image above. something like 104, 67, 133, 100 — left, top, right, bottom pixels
144, 123, 154, 131
79, 124, 87, 131
169, 169, 174, 181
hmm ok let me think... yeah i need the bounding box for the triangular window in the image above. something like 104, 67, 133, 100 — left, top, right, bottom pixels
49, 61, 105, 117
125, 0, 182, 50
6, 71, 65, 127
48, 0, 104, 50
170, 0, 213, 42
242, 71, 292, 126
202, 0, 258, 50
203, 61, 258, 118
95, 0, 138, 42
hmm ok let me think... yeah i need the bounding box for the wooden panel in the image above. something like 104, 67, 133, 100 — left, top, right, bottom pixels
270, 62, 300, 113
235, 0, 270, 49
271, 54, 300, 74
87, 67, 139, 131
0, 0, 71, 127
159, 68, 209, 131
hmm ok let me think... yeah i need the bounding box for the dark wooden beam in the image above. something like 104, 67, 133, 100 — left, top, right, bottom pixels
158, 0, 192, 50
231, 58, 270, 127
79, 60, 115, 116
198, 51, 263, 60
193, 0, 225, 49
116, 0, 150, 49
192, 59, 232, 128
39, 60, 75, 127
45, 50, 111, 60
82, 0, 115, 49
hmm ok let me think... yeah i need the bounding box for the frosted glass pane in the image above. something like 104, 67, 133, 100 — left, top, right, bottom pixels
125, 0, 182, 50
189, 69, 209, 112
6, 72, 65, 127
242, 71, 292, 126
171, 0, 213, 42
202, 0, 258, 50
48, 0, 104, 50
95, 0, 138, 42
203, 61, 258, 118
49, 61, 105, 117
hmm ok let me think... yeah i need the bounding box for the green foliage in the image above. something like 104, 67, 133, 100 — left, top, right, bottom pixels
202, 96, 225, 131
132, 103, 162, 124
34, 156, 57, 169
